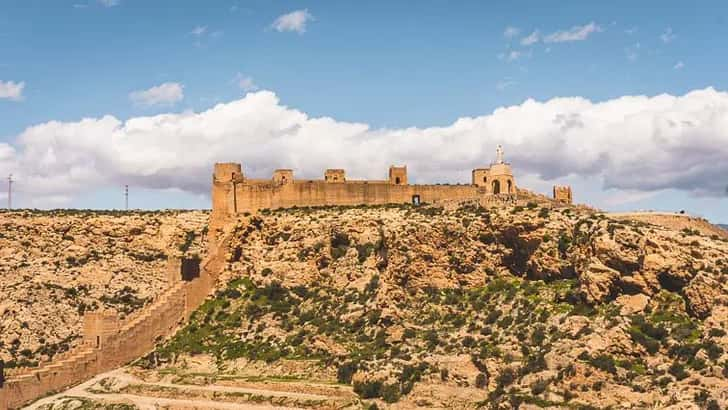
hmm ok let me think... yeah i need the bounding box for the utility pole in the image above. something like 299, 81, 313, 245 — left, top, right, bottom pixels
124, 185, 129, 210
7, 174, 13, 210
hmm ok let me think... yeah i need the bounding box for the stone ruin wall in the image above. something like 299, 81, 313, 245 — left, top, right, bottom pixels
0, 234, 230, 409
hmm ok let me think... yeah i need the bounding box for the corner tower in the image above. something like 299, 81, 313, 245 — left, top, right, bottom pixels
212, 162, 242, 216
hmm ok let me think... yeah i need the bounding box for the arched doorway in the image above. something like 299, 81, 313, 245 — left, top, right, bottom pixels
395, 177, 401, 184
507, 180, 512, 194
492, 180, 501, 194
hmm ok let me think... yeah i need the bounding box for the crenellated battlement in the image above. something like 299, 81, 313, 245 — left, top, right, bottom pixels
212, 146, 521, 216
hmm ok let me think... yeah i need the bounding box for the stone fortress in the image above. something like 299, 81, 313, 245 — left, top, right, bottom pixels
211, 145, 557, 217
0, 145, 572, 409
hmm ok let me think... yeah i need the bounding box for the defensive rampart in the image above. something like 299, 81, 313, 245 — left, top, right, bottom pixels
211, 161, 519, 216
0, 231, 231, 409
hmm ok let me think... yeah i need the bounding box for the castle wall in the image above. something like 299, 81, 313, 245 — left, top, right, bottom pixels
0, 233, 232, 409
228, 180, 486, 213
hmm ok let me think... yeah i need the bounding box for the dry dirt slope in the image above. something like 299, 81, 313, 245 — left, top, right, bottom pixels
0, 209, 208, 370
13, 203, 728, 409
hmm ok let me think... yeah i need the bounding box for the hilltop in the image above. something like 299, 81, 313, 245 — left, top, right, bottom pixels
11, 203, 728, 409
88, 203, 726, 409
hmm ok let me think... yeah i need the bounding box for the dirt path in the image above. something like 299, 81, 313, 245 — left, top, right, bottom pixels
23, 368, 342, 410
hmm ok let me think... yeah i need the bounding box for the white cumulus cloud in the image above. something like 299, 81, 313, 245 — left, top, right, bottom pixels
129, 82, 184, 107
0, 80, 25, 101
2, 88, 728, 207
544, 22, 602, 43
271, 9, 313, 34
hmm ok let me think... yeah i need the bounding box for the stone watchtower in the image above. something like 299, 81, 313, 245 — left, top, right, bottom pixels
273, 169, 293, 184
212, 163, 243, 216
83, 310, 120, 349
472, 168, 490, 187
325, 169, 346, 182
553, 185, 573, 204
389, 166, 407, 185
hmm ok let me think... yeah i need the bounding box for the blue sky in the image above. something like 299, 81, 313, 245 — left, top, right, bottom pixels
1, 1, 728, 222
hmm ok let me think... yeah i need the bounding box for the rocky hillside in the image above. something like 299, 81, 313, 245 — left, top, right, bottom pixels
132, 203, 728, 409
0, 209, 208, 369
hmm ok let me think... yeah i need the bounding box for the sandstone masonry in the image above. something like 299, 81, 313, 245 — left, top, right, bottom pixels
212, 146, 520, 216
0, 233, 231, 409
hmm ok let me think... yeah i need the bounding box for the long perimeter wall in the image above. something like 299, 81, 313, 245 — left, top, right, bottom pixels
212, 162, 518, 216
224, 180, 491, 214
0, 230, 232, 410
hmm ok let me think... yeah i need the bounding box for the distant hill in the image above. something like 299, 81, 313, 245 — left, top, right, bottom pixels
719, 224, 728, 231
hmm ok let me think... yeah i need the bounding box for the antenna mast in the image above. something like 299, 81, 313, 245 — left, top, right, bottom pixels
7, 174, 12, 210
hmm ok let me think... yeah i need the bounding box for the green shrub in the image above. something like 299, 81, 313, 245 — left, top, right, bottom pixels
332, 360, 357, 384
353, 380, 383, 399
708, 328, 726, 338
475, 372, 488, 388
668, 362, 688, 380
587, 354, 617, 374
381, 384, 400, 403
530, 378, 549, 395
496, 367, 517, 387
440, 368, 449, 381
356, 243, 376, 263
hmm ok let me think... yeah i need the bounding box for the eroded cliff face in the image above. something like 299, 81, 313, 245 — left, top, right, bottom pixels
146, 203, 728, 409
0, 210, 209, 369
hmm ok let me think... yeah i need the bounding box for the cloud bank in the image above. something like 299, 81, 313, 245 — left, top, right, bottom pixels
2, 88, 728, 207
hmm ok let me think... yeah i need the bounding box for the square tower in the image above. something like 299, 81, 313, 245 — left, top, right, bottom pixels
273, 169, 293, 184
389, 165, 407, 185
325, 169, 346, 182
553, 185, 573, 204
83, 310, 120, 349
213, 163, 243, 183
472, 168, 490, 187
